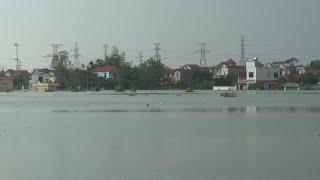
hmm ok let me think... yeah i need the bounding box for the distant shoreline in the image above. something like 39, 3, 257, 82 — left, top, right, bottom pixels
3, 89, 320, 95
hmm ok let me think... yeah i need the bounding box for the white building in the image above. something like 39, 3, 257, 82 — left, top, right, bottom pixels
244, 58, 280, 90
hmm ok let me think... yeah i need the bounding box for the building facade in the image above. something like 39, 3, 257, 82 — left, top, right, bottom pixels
93, 66, 116, 80
237, 58, 281, 90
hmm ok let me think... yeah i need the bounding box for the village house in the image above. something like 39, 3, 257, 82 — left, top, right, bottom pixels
276, 64, 291, 77
240, 58, 281, 90
0, 77, 14, 92
237, 70, 247, 90
4, 69, 30, 79
165, 69, 192, 83
4, 69, 30, 90
305, 66, 320, 77
93, 66, 116, 80
305, 66, 320, 83
182, 64, 200, 70
162, 68, 193, 88
213, 59, 242, 78
29, 69, 58, 92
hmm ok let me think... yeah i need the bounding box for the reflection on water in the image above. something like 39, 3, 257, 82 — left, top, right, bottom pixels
53, 106, 320, 113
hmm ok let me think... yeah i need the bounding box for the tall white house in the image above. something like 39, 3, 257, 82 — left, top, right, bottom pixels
243, 58, 280, 90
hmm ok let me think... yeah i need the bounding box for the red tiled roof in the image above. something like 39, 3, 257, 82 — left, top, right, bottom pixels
166, 69, 176, 74
305, 66, 320, 72
226, 59, 236, 66
93, 66, 116, 73
4, 69, 30, 77
216, 59, 237, 68
184, 64, 200, 69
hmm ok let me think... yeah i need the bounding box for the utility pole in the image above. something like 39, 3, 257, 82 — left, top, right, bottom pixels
154, 43, 161, 61
72, 41, 81, 69
197, 42, 210, 67
240, 35, 246, 66
103, 44, 108, 59
14, 43, 21, 71
86, 66, 89, 91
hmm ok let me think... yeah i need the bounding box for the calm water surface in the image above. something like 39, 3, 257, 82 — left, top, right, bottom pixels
0, 91, 320, 180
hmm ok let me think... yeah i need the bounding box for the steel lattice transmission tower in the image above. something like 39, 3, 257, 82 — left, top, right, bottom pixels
49, 44, 64, 68
240, 35, 246, 66
14, 43, 22, 71
72, 41, 81, 69
138, 51, 144, 64
154, 43, 161, 61
197, 42, 210, 67
50, 44, 63, 57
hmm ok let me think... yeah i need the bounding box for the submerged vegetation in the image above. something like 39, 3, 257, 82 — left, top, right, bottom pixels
220, 91, 237, 97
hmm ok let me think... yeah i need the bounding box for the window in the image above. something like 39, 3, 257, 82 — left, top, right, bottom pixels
274, 72, 279, 79
249, 72, 254, 78
38, 76, 44, 83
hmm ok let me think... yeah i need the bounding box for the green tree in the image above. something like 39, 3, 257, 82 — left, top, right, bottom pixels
190, 68, 213, 89
105, 46, 124, 67
51, 50, 71, 69
95, 59, 106, 66
115, 62, 133, 89
285, 58, 299, 64
310, 60, 320, 68
213, 73, 237, 86
13, 75, 29, 90
137, 58, 166, 89
299, 73, 318, 85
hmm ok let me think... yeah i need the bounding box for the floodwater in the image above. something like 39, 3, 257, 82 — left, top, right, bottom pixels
0, 90, 320, 180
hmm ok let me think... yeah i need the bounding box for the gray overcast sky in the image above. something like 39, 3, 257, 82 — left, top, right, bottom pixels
0, 0, 320, 70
